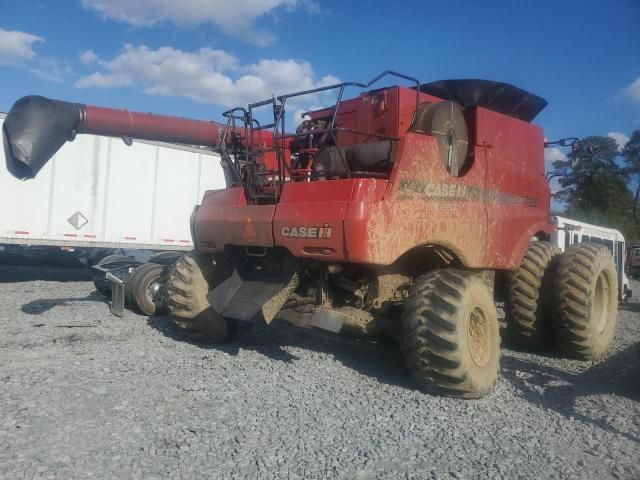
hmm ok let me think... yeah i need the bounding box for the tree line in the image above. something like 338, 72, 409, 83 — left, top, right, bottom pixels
551, 129, 640, 241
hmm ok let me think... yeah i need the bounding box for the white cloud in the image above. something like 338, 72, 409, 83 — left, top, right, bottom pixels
80, 0, 318, 46
607, 131, 630, 151
544, 146, 567, 168
28, 57, 74, 83
623, 77, 640, 103
75, 72, 132, 88
79, 49, 99, 65
0, 27, 43, 65
75, 44, 339, 115
292, 105, 327, 123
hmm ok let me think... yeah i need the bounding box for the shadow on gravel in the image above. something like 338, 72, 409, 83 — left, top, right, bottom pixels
146, 315, 413, 390
619, 301, 640, 314
0, 252, 84, 268
0, 265, 92, 283
22, 291, 105, 315
502, 344, 640, 443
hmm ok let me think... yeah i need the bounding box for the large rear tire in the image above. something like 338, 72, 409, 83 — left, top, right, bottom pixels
401, 269, 500, 398
551, 243, 618, 361
165, 250, 229, 343
505, 241, 560, 350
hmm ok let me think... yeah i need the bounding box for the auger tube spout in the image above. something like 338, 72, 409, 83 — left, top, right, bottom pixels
3, 95, 221, 179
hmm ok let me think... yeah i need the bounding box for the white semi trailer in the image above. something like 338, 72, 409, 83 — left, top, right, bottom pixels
0, 112, 224, 251
1, 112, 225, 315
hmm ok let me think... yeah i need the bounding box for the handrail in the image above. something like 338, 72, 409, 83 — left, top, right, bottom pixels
223, 70, 420, 203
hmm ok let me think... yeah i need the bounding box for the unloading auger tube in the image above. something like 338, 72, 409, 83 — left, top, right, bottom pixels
2, 95, 223, 180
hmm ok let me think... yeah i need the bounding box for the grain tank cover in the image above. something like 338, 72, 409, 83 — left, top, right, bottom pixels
420, 79, 547, 122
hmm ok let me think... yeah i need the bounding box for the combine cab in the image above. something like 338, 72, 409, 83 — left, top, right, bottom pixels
3, 71, 619, 398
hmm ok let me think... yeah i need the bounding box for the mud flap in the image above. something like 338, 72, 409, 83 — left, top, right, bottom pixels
106, 272, 125, 317
207, 270, 299, 324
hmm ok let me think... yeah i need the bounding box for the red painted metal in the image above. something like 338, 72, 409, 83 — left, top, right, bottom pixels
14, 82, 551, 271
192, 84, 553, 270
83, 105, 221, 147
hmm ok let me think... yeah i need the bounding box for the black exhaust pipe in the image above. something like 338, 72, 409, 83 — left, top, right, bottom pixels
3, 96, 86, 180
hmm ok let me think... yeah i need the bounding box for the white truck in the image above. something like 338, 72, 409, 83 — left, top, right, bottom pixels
1, 112, 225, 314
627, 246, 640, 279
551, 216, 631, 302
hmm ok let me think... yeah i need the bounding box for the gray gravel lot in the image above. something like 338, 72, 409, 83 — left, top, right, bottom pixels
0, 263, 639, 479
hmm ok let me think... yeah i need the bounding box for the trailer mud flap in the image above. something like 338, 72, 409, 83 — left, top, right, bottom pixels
207, 270, 299, 324
106, 272, 126, 317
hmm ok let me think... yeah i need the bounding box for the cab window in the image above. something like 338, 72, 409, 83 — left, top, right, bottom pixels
603, 239, 614, 253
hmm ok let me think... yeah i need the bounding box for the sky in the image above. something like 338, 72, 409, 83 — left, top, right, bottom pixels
1, 0, 639, 169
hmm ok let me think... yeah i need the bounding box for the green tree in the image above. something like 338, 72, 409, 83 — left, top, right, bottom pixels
622, 130, 640, 229
553, 135, 637, 239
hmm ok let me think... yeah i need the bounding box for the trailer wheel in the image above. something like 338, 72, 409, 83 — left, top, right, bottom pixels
552, 243, 618, 361
165, 250, 229, 343
93, 254, 134, 297
401, 269, 500, 398
126, 262, 166, 316
505, 241, 560, 350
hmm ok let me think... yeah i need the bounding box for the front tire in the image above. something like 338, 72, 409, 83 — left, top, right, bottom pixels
165, 250, 229, 343
551, 243, 618, 361
401, 269, 500, 398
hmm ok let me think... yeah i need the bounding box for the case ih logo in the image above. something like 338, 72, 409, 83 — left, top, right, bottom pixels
281, 224, 333, 239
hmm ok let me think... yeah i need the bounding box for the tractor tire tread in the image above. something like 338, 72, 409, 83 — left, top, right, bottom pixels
505, 241, 561, 350
551, 243, 618, 361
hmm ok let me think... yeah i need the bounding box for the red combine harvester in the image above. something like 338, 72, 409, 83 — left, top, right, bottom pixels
3, 71, 619, 397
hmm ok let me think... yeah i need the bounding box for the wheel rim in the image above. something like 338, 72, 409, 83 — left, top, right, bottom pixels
593, 270, 611, 335
468, 306, 491, 367
146, 276, 164, 308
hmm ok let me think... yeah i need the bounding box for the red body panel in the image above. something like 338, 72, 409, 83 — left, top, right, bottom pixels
479, 108, 551, 267
192, 86, 553, 270
194, 188, 275, 249
344, 132, 489, 266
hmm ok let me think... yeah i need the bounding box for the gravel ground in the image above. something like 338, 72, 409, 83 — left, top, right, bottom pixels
0, 263, 639, 479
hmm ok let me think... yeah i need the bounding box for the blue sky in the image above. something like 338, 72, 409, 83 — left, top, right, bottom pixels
1, 0, 639, 164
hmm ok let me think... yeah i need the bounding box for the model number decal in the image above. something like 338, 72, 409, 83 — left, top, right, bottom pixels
281, 224, 333, 239
398, 180, 539, 208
